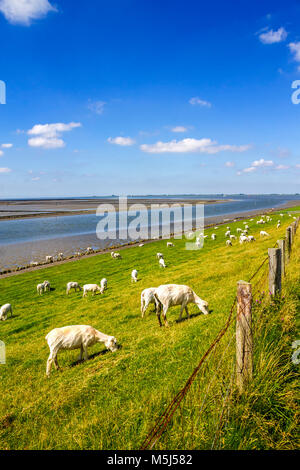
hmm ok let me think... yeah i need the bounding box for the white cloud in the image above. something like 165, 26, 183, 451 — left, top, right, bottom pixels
189, 97, 212, 108
140, 138, 251, 154
31, 176, 40, 181
289, 42, 300, 63
27, 122, 81, 149
0, 0, 56, 25
171, 126, 188, 133
243, 167, 256, 173
0, 167, 11, 173
1, 143, 13, 148
0, 150, 3, 157
108, 136, 135, 146
87, 100, 106, 115
252, 158, 274, 167
259, 27, 287, 44
275, 164, 289, 170
225, 161, 235, 167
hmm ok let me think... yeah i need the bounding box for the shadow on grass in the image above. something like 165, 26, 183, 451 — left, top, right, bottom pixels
69, 345, 122, 367
175, 309, 213, 324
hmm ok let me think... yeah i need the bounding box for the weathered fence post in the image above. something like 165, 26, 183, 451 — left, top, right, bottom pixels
268, 248, 282, 295
286, 227, 292, 262
277, 239, 285, 277
236, 281, 253, 393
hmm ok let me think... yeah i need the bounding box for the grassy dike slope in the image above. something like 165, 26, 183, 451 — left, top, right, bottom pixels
0, 208, 298, 449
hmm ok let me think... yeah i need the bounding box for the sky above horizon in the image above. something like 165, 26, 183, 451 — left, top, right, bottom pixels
0, 0, 300, 197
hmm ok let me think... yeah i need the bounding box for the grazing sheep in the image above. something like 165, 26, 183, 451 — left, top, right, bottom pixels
131, 269, 138, 283
225, 230, 231, 237
141, 288, 157, 317
248, 235, 256, 242
83, 284, 102, 297
214, 226, 219, 229
167, 242, 174, 247
139, 243, 144, 247
260, 231, 269, 237
100, 278, 107, 292
156, 252, 164, 259
242, 229, 248, 235
277, 223, 281, 229
45, 325, 119, 376
230, 234, 237, 240
111, 251, 115, 258
239, 235, 248, 244
154, 284, 209, 327
43, 280, 51, 292
66, 282, 82, 295
30, 261, 38, 267
159, 258, 166, 268
236, 228, 242, 233
211, 233, 216, 240
226, 240, 232, 246
280, 214, 284, 217
86, 247, 94, 254
45, 255, 53, 263
113, 252, 122, 259
245, 225, 249, 230
57, 253, 64, 261
0, 304, 12, 321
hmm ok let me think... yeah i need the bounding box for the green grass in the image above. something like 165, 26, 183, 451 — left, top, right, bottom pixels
0, 208, 299, 449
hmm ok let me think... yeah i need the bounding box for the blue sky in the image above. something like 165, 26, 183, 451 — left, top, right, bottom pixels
0, 0, 300, 197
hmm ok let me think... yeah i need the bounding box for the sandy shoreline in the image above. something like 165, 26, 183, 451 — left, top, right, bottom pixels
0, 199, 298, 278
0, 197, 227, 221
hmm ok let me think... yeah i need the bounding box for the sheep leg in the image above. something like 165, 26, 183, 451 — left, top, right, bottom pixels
178, 303, 186, 321
185, 306, 190, 318
46, 352, 55, 376
54, 356, 60, 370
162, 306, 169, 327
83, 346, 88, 361
78, 346, 83, 361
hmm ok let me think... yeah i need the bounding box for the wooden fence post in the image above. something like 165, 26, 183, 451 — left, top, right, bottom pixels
236, 281, 253, 393
268, 248, 282, 295
277, 239, 285, 277
286, 227, 292, 262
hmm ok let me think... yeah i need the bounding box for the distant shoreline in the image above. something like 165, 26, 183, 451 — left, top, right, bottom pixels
0, 197, 228, 221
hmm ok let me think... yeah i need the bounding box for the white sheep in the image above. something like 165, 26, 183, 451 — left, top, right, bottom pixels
159, 258, 166, 268
167, 242, 174, 247
139, 243, 144, 247
45, 255, 53, 263
211, 233, 216, 240
100, 278, 107, 292
225, 230, 231, 237
113, 252, 122, 259
230, 234, 237, 240
156, 252, 164, 259
154, 284, 209, 327
277, 223, 281, 229
86, 247, 94, 254
111, 251, 115, 258
57, 253, 64, 261
131, 269, 138, 282
0, 304, 12, 321
30, 261, 38, 267
66, 282, 82, 295
239, 235, 248, 244
141, 288, 157, 317
226, 240, 232, 246
37, 282, 47, 295
260, 231, 269, 237
45, 325, 118, 376
43, 280, 51, 292
236, 228, 242, 233
248, 235, 256, 242
83, 284, 102, 297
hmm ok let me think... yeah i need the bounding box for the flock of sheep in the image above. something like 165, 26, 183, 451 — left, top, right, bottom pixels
1, 211, 294, 376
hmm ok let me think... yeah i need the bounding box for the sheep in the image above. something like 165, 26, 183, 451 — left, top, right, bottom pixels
0, 304, 12, 321
43, 280, 51, 292
225, 230, 231, 238
156, 252, 164, 259
277, 223, 281, 229
248, 235, 256, 242
214, 226, 219, 229
230, 234, 237, 240
242, 229, 248, 235
239, 235, 248, 244
154, 284, 209, 327
66, 282, 82, 295
86, 247, 94, 254
83, 284, 102, 297
245, 225, 249, 230
280, 213, 284, 217
45, 325, 119, 376
211, 233, 216, 240
139, 243, 144, 247
260, 231, 269, 237
45, 255, 53, 263
141, 288, 157, 317
57, 253, 64, 261
226, 240, 232, 247
30, 261, 38, 267
131, 269, 138, 283
100, 278, 107, 292
167, 242, 174, 247
159, 258, 166, 268
113, 252, 122, 259
37, 283, 46, 295
111, 251, 115, 258
236, 228, 242, 233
